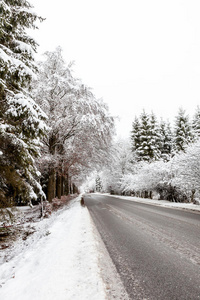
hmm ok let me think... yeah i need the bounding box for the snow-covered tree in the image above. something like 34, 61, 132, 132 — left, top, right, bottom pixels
82, 108, 200, 203
95, 175, 102, 192
135, 110, 151, 161
192, 106, 200, 139
120, 139, 200, 203
131, 116, 141, 152
120, 160, 171, 199
133, 111, 161, 161
105, 108, 200, 202
0, 0, 46, 205
171, 140, 200, 201
159, 119, 173, 160
173, 108, 193, 152
0, 0, 43, 98
149, 112, 161, 160
32, 48, 115, 201
91, 138, 136, 194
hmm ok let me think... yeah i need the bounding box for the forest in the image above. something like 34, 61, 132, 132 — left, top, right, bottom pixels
84, 108, 200, 204
1, 0, 200, 209
0, 0, 115, 207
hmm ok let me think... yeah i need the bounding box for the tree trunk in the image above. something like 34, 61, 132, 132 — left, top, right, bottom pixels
72, 183, 77, 194
70, 181, 73, 194
47, 134, 57, 202
56, 172, 62, 199
47, 168, 56, 202
61, 175, 64, 196
191, 189, 196, 203
64, 172, 70, 195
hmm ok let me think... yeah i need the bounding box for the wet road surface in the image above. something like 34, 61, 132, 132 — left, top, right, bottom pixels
85, 194, 200, 300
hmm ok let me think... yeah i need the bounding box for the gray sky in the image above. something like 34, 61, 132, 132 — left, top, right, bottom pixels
30, 0, 200, 137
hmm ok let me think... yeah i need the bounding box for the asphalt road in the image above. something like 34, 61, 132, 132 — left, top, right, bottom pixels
84, 194, 200, 300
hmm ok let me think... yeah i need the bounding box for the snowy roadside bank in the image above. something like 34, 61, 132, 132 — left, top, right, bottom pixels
105, 194, 200, 212
0, 196, 107, 300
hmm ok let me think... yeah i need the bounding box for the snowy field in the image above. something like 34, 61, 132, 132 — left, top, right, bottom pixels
0, 196, 107, 300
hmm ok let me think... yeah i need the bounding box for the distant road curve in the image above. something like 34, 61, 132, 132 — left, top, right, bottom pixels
85, 194, 200, 300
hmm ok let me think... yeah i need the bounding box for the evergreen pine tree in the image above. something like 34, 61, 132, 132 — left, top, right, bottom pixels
159, 119, 173, 160
136, 110, 153, 161
192, 106, 200, 139
132, 111, 168, 161
131, 117, 141, 153
0, 1, 46, 205
149, 113, 161, 160
174, 108, 193, 152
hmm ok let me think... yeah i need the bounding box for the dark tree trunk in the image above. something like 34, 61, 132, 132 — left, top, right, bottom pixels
61, 175, 64, 196
191, 189, 196, 203
159, 190, 165, 200
56, 172, 62, 199
47, 169, 56, 202
69, 176, 73, 194
64, 172, 70, 195
47, 134, 57, 202
72, 183, 77, 194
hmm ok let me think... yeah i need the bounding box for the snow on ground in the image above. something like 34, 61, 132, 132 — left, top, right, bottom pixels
0, 196, 107, 300
1, 193, 198, 300
106, 194, 200, 212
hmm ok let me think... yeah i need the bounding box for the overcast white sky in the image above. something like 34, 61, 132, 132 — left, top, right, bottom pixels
30, 0, 200, 137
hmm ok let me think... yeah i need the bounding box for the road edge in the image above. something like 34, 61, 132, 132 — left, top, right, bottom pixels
87, 207, 130, 300
104, 194, 200, 213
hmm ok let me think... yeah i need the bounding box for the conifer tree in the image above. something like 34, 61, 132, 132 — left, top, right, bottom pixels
149, 113, 161, 160
192, 106, 200, 139
135, 111, 161, 161
136, 110, 150, 160
173, 108, 193, 152
159, 119, 173, 160
131, 117, 141, 153
0, 0, 46, 205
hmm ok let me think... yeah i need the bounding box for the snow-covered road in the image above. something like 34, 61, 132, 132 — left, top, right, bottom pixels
0, 197, 107, 300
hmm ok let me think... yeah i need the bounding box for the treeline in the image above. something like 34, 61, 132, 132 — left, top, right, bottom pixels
83, 109, 200, 204
126, 108, 200, 202
0, 1, 115, 207
131, 108, 200, 162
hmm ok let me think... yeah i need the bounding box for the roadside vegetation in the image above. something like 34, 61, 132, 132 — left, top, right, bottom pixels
1, 0, 199, 229
83, 109, 200, 205
0, 0, 115, 209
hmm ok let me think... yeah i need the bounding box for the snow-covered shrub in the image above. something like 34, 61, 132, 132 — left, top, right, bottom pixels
120, 160, 170, 198
171, 140, 200, 201
119, 139, 200, 202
